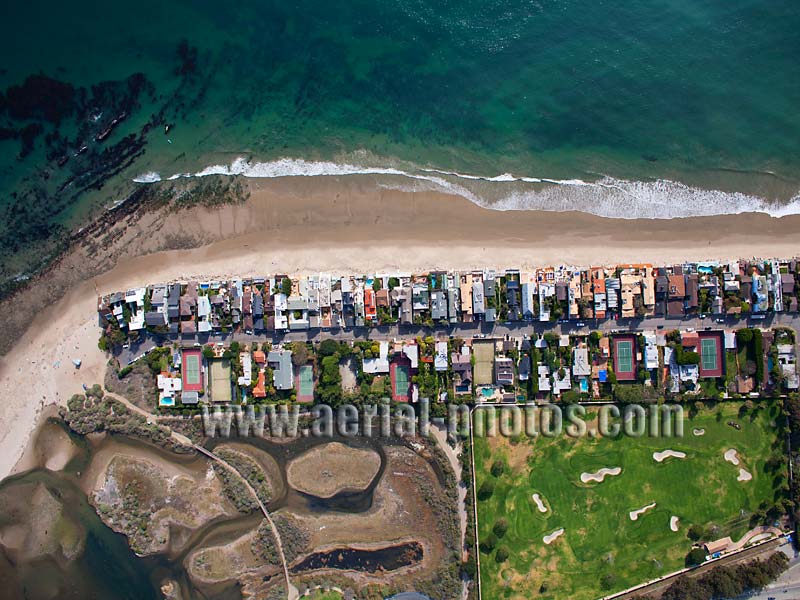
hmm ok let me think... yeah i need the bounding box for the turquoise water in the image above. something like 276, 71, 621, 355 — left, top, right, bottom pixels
1, 1, 800, 279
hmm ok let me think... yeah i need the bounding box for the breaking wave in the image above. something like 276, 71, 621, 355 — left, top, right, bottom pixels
133, 157, 800, 220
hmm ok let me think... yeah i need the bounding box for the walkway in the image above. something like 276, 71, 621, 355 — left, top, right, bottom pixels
193, 444, 298, 600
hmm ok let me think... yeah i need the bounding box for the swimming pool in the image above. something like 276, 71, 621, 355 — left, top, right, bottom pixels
579, 378, 589, 393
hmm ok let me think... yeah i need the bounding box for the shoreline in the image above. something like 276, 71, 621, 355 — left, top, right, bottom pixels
2, 175, 800, 480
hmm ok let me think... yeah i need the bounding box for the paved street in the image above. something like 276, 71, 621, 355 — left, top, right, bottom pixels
112, 312, 800, 365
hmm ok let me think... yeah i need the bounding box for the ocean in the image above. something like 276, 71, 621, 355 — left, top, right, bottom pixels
1, 0, 799, 279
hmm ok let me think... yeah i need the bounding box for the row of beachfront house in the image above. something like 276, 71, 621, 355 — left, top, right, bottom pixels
97, 259, 800, 341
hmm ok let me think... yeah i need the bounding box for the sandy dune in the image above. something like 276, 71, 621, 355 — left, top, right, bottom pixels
580, 467, 622, 484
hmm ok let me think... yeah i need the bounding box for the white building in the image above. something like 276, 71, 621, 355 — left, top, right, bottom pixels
363, 341, 390, 374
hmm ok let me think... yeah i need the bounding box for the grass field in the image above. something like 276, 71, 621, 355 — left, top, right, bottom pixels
209, 359, 232, 403
474, 402, 789, 600
474, 340, 495, 385
308, 588, 344, 599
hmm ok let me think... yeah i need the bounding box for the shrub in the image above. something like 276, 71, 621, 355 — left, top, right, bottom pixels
490, 460, 504, 477
495, 546, 509, 563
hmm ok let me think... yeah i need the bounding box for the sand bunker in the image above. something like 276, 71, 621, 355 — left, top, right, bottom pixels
531, 493, 548, 514
692, 428, 705, 436
580, 467, 621, 484
543, 528, 564, 545
652, 449, 687, 463
724, 448, 740, 466
629, 502, 657, 521
738, 468, 753, 482
670, 516, 680, 532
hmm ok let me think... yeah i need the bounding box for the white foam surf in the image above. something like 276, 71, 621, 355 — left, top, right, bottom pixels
132, 157, 800, 220
132, 171, 162, 183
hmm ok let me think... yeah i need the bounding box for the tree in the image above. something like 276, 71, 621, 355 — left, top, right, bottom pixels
561, 390, 580, 404
613, 384, 644, 404
600, 573, 617, 591
202, 345, 215, 360
281, 277, 293, 296
290, 343, 309, 367
318, 339, 340, 357
477, 480, 495, 500
544, 332, 560, 348
490, 460, 505, 477
479, 533, 497, 553
492, 518, 509, 538
687, 524, 704, 541
686, 547, 706, 567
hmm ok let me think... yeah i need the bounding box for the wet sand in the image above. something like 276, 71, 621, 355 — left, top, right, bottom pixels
2, 175, 800, 480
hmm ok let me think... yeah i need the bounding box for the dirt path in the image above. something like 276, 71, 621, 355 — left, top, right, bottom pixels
431, 423, 467, 552
430, 423, 469, 600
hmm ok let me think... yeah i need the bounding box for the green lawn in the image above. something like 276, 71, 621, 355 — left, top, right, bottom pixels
474, 402, 788, 600
308, 591, 343, 600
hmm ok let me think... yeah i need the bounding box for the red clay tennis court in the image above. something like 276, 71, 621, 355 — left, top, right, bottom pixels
698, 331, 724, 378
182, 348, 204, 392
612, 335, 637, 381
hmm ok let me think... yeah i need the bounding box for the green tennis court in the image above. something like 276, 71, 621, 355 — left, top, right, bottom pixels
185, 355, 200, 384
701, 338, 718, 371
298, 365, 314, 396
393, 365, 410, 397
182, 349, 203, 392
616, 340, 633, 373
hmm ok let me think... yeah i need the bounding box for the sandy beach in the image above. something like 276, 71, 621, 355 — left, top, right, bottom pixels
1, 175, 800, 480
